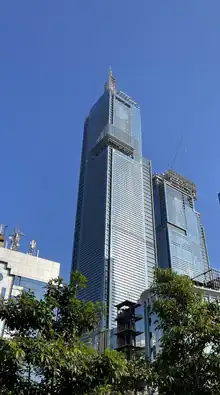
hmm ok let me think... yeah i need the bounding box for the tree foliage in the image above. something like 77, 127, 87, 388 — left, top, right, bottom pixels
152, 269, 220, 395
0, 271, 150, 394
3, 267, 219, 394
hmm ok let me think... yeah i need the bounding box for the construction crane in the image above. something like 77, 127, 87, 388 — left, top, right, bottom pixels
169, 135, 184, 169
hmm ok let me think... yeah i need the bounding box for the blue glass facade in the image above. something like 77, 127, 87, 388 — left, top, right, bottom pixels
153, 172, 209, 278
72, 72, 157, 328
13, 276, 46, 300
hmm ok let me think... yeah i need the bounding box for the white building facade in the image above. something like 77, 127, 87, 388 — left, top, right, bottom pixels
0, 246, 60, 336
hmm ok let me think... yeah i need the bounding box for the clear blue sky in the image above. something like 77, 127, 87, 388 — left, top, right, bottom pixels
1, 1, 220, 280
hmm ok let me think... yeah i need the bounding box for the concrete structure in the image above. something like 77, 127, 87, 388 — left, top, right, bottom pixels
153, 169, 209, 278
0, 246, 60, 335
72, 70, 157, 328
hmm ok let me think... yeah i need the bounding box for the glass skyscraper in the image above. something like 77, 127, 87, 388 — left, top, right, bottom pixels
153, 169, 209, 278
72, 70, 157, 328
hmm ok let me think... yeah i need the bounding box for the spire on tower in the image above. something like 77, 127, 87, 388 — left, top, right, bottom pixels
104, 67, 116, 93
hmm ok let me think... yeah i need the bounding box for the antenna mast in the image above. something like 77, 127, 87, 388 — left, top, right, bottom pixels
8, 228, 25, 251
28, 240, 37, 256
0, 225, 7, 248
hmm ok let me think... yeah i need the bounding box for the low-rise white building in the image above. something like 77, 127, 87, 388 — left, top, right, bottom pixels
0, 246, 60, 335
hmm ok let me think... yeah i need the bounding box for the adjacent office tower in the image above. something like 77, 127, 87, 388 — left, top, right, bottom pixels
72, 70, 157, 328
153, 169, 209, 278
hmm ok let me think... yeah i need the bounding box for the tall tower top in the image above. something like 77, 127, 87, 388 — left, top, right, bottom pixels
104, 67, 116, 93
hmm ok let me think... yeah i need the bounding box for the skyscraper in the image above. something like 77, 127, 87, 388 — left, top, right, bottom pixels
153, 169, 209, 278
72, 70, 157, 328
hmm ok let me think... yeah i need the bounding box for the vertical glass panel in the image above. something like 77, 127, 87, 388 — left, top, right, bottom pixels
168, 225, 193, 276
131, 105, 141, 155
114, 99, 130, 135
156, 228, 170, 269
185, 206, 200, 244
110, 151, 146, 326
168, 208, 204, 278
135, 305, 145, 348
165, 185, 186, 229
153, 185, 161, 227
185, 206, 204, 276
87, 91, 110, 152
109, 328, 117, 350
77, 148, 108, 306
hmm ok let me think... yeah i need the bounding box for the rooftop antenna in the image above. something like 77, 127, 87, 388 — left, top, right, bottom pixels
168, 135, 184, 169
0, 224, 8, 236
0, 225, 4, 235
28, 240, 37, 256
0, 224, 7, 248
8, 228, 26, 251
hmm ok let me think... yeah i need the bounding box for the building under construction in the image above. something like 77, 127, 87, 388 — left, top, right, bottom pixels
153, 169, 209, 279
154, 169, 197, 199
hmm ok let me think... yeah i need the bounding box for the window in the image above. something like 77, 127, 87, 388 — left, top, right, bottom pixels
13, 276, 21, 286
165, 185, 186, 229
1, 287, 6, 298
19, 277, 46, 300
0, 273, 3, 282
114, 100, 130, 134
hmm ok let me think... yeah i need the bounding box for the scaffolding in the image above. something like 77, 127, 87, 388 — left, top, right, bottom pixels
192, 268, 220, 290
115, 300, 144, 361
154, 169, 197, 199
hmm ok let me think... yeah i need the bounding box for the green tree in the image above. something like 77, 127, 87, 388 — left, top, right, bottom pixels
151, 269, 220, 395
0, 271, 150, 394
